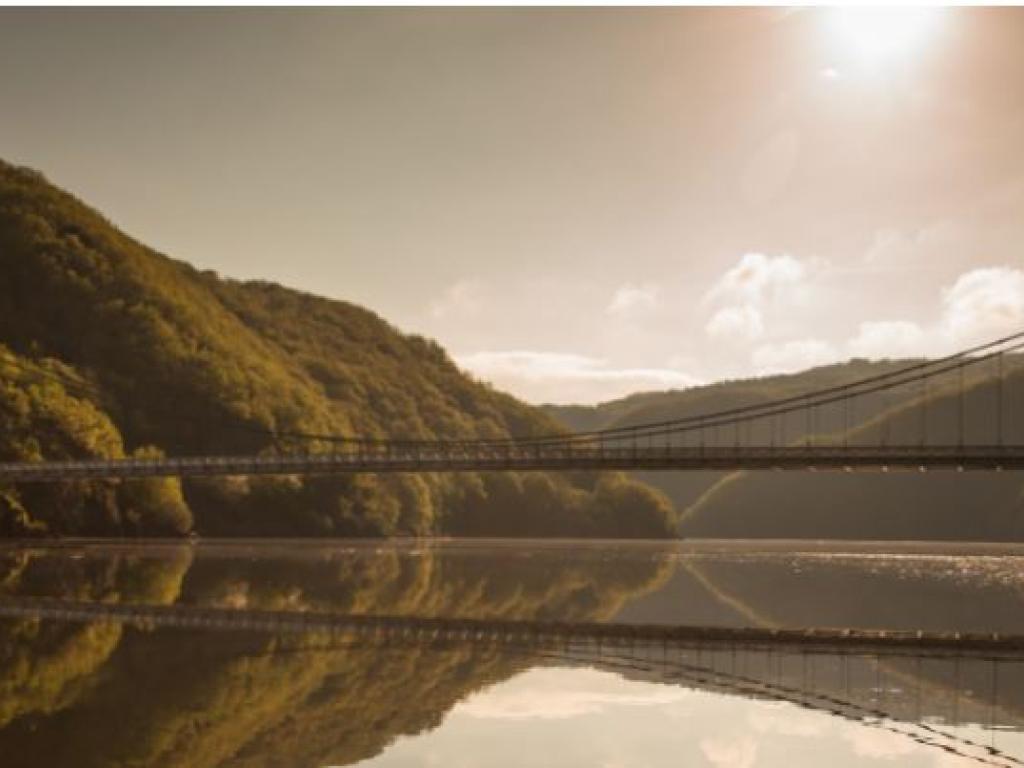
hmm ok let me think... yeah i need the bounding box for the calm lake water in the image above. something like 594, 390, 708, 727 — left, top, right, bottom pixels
2, 538, 1024, 767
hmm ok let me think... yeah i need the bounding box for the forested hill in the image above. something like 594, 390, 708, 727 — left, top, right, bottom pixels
544, 359, 938, 521
545, 358, 1024, 541
677, 365, 1024, 541
0, 159, 674, 538
545, 358, 934, 434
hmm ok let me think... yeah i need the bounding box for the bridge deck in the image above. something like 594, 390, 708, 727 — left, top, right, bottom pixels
1, 445, 1023, 481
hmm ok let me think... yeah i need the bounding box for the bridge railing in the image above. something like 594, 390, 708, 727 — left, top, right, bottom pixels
3, 443, 1024, 482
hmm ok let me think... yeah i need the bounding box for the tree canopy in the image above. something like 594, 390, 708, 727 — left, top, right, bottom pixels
0, 159, 675, 538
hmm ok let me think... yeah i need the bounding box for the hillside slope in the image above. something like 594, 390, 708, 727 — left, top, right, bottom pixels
680, 367, 1024, 540
0, 160, 673, 537
547, 358, 1024, 541
545, 359, 949, 513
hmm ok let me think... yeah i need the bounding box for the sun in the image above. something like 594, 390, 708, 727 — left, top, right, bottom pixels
823, 6, 946, 72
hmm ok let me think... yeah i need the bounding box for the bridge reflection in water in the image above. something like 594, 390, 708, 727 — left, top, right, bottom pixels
4, 597, 1023, 767
559, 644, 1024, 767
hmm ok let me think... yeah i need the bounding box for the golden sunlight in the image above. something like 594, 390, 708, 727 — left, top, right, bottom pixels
824, 6, 947, 72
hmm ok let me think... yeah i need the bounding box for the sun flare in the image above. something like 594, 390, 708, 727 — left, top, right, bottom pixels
824, 6, 946, 71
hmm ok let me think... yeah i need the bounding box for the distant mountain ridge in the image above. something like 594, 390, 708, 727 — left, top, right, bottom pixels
545, 356, 1024, 541
0, 159, 674, 537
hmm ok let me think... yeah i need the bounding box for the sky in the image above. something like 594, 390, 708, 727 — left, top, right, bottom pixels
1, 7, 1023, 404
355, 665, 1011, 767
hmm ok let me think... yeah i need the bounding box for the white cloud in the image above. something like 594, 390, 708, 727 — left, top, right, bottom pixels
699, 736, 758, 768
607, 283, 660, 318
702, 253, 822, 351
428, 278, 485, 319
839, 722, 916, 759
706, 304, 764, 343
744, 266, 1023, 374
861, 224, 957, 270
432, 262, 1022, 403
455, 668, 690, 721
752, 338, 839, 375
860, 180, 1024, 277
456, 350, 700, 405
457, 685, 687, 721
941, 266, 1024, 346
748, 707, 824, 737
705, 252, 807, 307
846, 320, 926, 359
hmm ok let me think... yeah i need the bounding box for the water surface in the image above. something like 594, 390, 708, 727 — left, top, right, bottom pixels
2, 538, 1023, 767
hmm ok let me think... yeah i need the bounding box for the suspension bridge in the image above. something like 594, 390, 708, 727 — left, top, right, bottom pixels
3, 330, 1024, 481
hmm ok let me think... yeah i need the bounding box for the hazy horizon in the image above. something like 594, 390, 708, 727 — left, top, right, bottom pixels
3, 7, 1023, 404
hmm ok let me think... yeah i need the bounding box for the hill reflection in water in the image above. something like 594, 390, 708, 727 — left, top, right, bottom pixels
1, 539, 1023, 767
